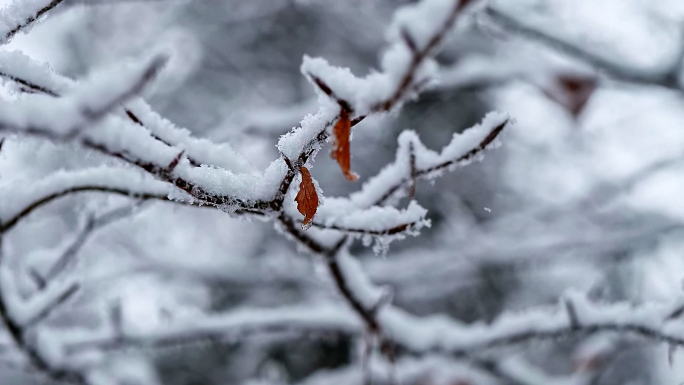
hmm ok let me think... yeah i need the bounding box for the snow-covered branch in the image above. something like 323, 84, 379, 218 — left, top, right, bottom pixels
36, 288, 684, 384
0, 63, 281, 214
265, 116, 508, 363
0, 53, 167, 140
0, 51, 267, 211
484, 5, 684, 92
0, 230, 86, 383
34, 202, 145, 290
0, 167, 175, 234
382, 292, 684, 356
0, 50, 242, 170
319, 246, 684, 359
61, 304, 360, 355
0, 0, 64, 44
325, 112, 509, 214
275, 0, 475, 202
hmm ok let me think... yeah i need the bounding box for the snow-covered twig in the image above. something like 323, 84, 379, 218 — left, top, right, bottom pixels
0, 57, 278, 213
35, 202, 146, 289
323, 250, 684, 358
310, 221, 416, 237
0, 0, 65, 44
21, 284, 80, 328
276, 0, 475, 205
345, 112, 508, 210
46, 289, 684, 381
307, 200, 430, 239
0, 50, 254, 171
280, 115, 508, 367
368, 0, 475, 115
484, 5, 684, 91
0, 68, 59, 97
62, 304, 360, 354
0, 167, 176, 234
0, 226, 86, 383
0, 53, 167, 139
0, 58, 204, 166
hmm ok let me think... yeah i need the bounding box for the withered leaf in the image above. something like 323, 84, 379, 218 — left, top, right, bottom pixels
541, 74, 596, 118
295, 166, 319, 230
332, 109, 358, 181
558, 75, 596, 116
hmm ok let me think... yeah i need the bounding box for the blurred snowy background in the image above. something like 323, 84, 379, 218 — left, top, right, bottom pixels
3, 0, 684, 384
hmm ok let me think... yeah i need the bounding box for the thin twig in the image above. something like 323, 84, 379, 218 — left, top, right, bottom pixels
64, 322, 355, 355
375, 120, 506, 206
41, 202, 146, 285
23, 283, 80, 327
407, 142, 417, 199
309, 222, 413, 236
484, 6, 684, 91
0, 69, 203, 167
0, 221, 85, 383
277, 0, 469, 208
372, 0, 469, 113
0, 186, 172, 234
3, 0, 65, 44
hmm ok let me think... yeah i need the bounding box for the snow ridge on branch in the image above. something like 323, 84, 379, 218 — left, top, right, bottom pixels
0, 0, 64, 44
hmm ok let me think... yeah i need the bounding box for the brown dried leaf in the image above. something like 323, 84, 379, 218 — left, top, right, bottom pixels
332, 109, 358, 181
295, 166, 319, 229
541, 74, 596, 118
559, 75, 596, 116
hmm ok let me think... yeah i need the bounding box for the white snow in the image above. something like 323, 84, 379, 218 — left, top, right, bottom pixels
0, 0, 59, 45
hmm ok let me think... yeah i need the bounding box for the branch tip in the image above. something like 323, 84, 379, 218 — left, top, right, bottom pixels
401, 28, 418, 53
167, 150, 185, 171
309, 74, 333, 96
564, 298, 580, 329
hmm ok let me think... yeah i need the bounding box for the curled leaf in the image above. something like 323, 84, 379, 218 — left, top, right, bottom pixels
295, 166, 319, 229
332, 109, 358, 181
